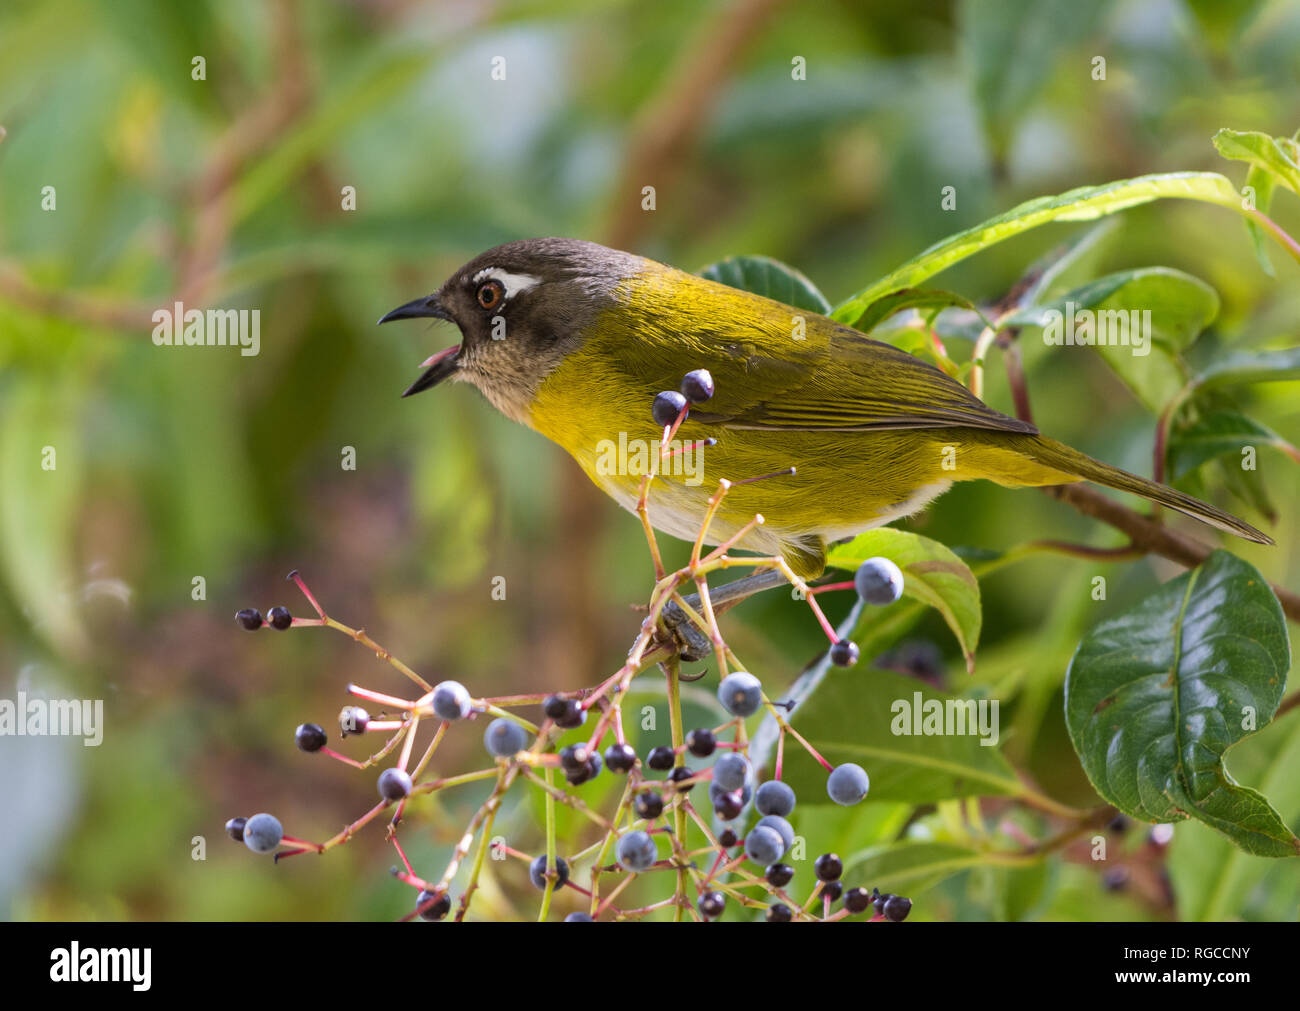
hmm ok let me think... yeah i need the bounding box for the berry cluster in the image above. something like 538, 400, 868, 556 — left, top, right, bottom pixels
225, 374, 913, 922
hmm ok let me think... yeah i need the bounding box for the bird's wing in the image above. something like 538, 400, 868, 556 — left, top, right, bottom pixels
618, 284, 1037, 435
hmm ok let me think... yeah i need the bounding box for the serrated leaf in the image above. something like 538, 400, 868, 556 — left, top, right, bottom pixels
1168, 409, 1300, 480
783, 668, 1022, 805
697, 255, 831, 314
831, 172, 1248, 325
1064, 551, 1296, 857
1003, 267, 1216, 412
827, 527, 981, 671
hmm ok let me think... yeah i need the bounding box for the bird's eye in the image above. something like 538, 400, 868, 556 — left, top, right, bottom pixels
476, 279, 505, 311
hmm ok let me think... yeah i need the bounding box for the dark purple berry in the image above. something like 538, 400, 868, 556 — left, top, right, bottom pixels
873, 890, 892, 914
267, 606, 292, 630
698, 890, 726, 919
765, 863, 793, 887
814, 853, 843, 882
680, 369, 715, 403
646, 746, 675, 771
668, 766, 696, 792
529, 854, 570, 890
634, 791, 664, 820
416, 889, 451, 921
844, 887, 872, 914
235, 608, 263, 631
542, 695, 569, 719
685, 728, 716, 757
713, 792, 743, 821
883, 895, 912, 922
295, 723, 327, 753
225, 817, 246, 842
652, 390, 688, 427
555, 702, 586, 729
378, 767, 413, 801
718, 829, 737, 848
766, 903, 793, 923
559, 744, 588, 772
829, 639, 859, 667
604, 743, 637, 773
822, 880, 843, 902
339, 706, 369, 736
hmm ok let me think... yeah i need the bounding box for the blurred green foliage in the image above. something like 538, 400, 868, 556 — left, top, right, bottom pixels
1, 0, 1299, 921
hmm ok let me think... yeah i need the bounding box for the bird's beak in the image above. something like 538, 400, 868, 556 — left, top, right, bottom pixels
378, 294, 461, 398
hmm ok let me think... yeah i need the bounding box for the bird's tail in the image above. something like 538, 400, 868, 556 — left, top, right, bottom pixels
1020, 435, 1273, 545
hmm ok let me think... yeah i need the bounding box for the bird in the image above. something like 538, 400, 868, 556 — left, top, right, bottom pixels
379, 237, 1270, 582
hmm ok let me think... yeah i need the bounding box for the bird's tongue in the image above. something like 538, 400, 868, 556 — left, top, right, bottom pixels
421, 344, 461, 368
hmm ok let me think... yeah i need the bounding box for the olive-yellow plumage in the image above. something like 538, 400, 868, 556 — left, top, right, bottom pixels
380, 238, 1270, 578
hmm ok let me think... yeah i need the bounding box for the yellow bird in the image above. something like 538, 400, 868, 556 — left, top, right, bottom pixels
380, 238, 1269, 581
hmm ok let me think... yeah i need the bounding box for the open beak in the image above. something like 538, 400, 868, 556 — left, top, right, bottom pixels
378, 294, 461, 398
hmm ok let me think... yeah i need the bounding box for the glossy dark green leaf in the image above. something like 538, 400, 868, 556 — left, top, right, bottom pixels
783, 668, 1022, 805
697, 255, 831, 314
1064, 551, 1296, 857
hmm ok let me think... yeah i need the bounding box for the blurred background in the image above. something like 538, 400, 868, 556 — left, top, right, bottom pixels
2, 0, 1299, 921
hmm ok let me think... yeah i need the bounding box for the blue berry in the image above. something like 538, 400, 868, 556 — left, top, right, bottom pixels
712, 752, 750, 792
295, 723, 327, 752
755, 814, 793, 854
416, 889, 451, 921
854, 557, 904, 606
529, 854, 570, 890
431, 680, 472, 720
755, 780, 796, 817
743, 825, 784, 865
827, 763, 870, 805
717, 672, 762, 717
564, 912, 594, 922
378, 767, 413, 801
681, 369, 715, 403
652, 390, 688, 427
483, 718, 529, 758
616, 830, 658, 872
242, 813, 283, 854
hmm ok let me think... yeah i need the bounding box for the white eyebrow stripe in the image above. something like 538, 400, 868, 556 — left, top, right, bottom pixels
472, 267, 541, 301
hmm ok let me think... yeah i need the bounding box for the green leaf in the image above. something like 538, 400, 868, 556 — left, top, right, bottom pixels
1064, 551, 1297, 857
1168, 715, 1300, 920
697, 255, 831, 314
827, 527, 981, 671
783, 668, 1023, 805
849, 287, 988, 334
1242, 164, 1278, 276
1002, 267, 1217, 411
1168, 410, 1300, 480
831, 172, 1245, 325
844, 839, 1030, 894
1213, 128, 1300, 196
1193, 347, 1300, 389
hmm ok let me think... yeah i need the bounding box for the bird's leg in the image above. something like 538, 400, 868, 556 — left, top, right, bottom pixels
661, 567, 789, 661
